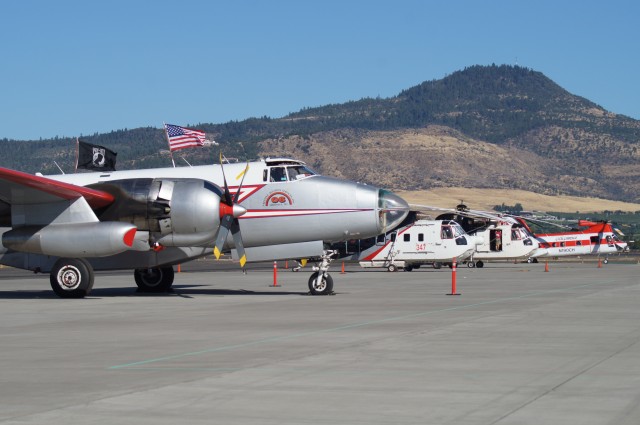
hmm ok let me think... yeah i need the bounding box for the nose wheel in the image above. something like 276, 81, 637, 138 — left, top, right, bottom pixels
308, 249, 337, 295
308, 272, 334, 295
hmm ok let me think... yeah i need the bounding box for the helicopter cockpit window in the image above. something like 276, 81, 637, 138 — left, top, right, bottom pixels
441, 226, 454, 239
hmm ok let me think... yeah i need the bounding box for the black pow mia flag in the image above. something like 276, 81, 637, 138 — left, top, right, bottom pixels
77, 140, 117, 171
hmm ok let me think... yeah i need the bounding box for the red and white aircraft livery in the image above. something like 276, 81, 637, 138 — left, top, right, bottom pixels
0, 157, 409, 297
514, 218, 629, 262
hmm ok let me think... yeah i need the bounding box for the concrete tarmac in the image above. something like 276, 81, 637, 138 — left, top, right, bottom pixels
1, 260, 639, 424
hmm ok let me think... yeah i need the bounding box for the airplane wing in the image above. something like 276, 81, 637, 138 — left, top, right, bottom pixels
0, 167, 114, 208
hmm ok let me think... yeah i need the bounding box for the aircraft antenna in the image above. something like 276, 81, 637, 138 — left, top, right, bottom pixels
53, 161, 65, 174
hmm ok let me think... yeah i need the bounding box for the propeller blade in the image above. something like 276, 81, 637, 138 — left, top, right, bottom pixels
219, 152, 233, 206
213, 214, 233, 259
233, 162, 250, 204
230, 219, 246, 267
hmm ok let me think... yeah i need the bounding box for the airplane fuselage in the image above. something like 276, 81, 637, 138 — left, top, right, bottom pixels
0, 158, 409, 273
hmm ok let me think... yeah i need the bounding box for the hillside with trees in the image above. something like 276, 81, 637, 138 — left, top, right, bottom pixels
1, 64, 639, 202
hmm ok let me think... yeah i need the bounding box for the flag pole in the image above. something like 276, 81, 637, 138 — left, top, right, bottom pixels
163, 122, 176, 168
75, 137, 79, 173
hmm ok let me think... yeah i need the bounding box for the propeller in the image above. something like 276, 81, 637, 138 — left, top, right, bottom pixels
213, 153, 250, 267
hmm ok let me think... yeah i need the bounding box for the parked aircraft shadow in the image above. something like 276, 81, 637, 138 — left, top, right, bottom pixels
0, 285, 309, 299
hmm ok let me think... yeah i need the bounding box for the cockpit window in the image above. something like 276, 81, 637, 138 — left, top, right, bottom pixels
270, 165, 316, 182
270, 167, 288, 182
441, 225, 454, 239
452, 223, 465, 237
286, 165, 315, 180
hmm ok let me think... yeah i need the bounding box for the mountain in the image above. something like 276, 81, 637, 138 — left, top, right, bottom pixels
2, 65, 639, 202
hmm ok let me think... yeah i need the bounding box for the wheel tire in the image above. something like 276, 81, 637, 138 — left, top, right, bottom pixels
476, 261, 484, 268
134, 266, 175, 292
387, 264, 398, 272
50, 258, 94, 298
467, 261, 475, 268
308, 272, 333, 295
603, 259, 609, 264
404, 265, 413, 272
433, 262, 442, 269
527, 258, 533, 263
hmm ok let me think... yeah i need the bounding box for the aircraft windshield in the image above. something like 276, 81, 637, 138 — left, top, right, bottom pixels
452, 223, 465, 237
269, 165, 316, 182
286, 165, 316, 180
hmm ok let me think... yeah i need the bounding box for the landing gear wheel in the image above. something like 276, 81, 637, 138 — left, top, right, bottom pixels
527, 258, 533, 263
134, 266, 175, 292
467, 261, 475, 268
433, 262, 442, 269
603, 258, 609, 264
404, 265, 413, 272
387, 264, 398, 272
476, 261, 484, 268
50, 258, 94, 298
308, 272, 333, 295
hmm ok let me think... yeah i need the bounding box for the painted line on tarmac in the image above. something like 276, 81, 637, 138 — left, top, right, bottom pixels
109, 278, 627, 370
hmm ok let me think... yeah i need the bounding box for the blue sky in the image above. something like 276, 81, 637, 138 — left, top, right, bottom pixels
1, 0, 638, 140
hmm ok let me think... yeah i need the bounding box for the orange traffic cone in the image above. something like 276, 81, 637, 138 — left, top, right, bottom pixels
598, 258, 602, 268
341, 261, 345, 274
544, 261, 549, 272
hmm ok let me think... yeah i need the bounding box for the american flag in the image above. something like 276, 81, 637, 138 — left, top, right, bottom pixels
164, 123, 206, 151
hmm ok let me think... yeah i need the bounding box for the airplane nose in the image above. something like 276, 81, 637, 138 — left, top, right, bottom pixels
378, 189, 409, 233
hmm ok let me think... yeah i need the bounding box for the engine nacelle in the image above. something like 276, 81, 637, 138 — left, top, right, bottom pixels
90, 178, 223, 247
2, 222, 137, 257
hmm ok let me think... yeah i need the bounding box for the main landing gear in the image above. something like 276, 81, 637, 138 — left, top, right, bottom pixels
134, 267, 175, 292
49, 258, 95, 298
308, 250, 337, 295
48, 258, 177, 298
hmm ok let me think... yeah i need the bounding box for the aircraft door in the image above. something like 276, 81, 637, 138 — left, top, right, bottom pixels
490, 229, 503, 251
590, 235, 599, 253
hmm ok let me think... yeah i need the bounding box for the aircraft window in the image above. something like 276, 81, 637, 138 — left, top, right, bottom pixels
270, 167, 288, 182
403, 234, 410, 242
418, 233, 424, 242
441, 226, 454, 239
286, 165, 316, 180
263, 169, 268, 182
390, 233, 397, 242
511, 229, 522, 240
576, 241, 582, 246
455, 236, 468, 245
452, 224, 465, 237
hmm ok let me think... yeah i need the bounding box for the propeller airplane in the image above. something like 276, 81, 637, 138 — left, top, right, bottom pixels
0, 157, 409, 297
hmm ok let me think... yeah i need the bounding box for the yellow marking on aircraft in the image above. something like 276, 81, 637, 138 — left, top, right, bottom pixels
236, 164, 249, 181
